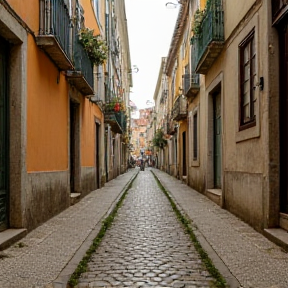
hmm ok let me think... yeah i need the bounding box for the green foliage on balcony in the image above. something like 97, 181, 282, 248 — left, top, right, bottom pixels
152, 129, 167, 149
78, 28, 108, 66
191, 0, 224, 71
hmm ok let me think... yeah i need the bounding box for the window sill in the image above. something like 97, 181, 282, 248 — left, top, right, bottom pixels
236, 122, 260, 143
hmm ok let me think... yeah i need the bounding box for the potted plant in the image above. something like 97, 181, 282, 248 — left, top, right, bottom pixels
78, 28, 108, 66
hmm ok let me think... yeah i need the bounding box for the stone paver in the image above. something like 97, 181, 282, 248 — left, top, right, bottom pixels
0, 169, 138, 288
77, 170, 216, 287
1, 167, 288, 288
152, 169, 288, 288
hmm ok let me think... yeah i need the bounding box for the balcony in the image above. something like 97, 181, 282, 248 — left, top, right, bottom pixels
36, 0, 73, 70
104, 104, 126, 134
166, 115, 176, 135
182, 73, 200, 101
66, 28, 94, 96
172, 96, 187, 121
191, 0, 224, 74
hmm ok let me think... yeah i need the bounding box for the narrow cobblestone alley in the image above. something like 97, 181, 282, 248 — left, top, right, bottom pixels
76, 170, 218, 288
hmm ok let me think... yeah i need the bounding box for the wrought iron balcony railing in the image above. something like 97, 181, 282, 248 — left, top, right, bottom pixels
37, 0, 72, 70
66, 27, 94, 96
166, 114, 176, 135
172, 95, 187, 121
104, 104, 126, 134
182, 73, 200, 100
191, 0, 224, 74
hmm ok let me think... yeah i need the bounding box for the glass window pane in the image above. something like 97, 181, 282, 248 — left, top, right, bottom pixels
244, 81, 250, 98
244, 64, 250, 80
244, 104, 250, 121
244, 44, 250, 63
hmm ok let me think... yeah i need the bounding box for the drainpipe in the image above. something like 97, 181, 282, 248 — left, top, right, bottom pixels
39, 0, 44, 34
68, 0, 73, 61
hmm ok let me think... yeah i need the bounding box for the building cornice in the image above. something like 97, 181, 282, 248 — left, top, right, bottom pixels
165, 0, 189, 76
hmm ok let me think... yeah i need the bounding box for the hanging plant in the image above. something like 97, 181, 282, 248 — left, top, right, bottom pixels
152, 129, 167, 149
191, 9, 205, 35
78, 28, 108, 66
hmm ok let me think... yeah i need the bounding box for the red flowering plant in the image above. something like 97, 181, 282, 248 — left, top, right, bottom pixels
105, 97, 125, 113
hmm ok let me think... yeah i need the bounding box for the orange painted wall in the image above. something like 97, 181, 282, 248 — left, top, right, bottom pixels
81, 99, 103, 167
7, 0, 39, 32
27, 35, 69, 172
81, 0, 100, 34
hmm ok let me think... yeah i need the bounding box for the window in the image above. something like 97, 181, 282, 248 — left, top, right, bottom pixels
188, 108, 199, 166
239, 30, 256, 129
193, 112, 198, 160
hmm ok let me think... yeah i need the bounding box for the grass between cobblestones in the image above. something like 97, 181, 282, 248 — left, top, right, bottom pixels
68, 174, 138, 287
151, 171, 227, 288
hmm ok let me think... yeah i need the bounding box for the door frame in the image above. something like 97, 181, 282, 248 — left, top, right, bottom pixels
206, 73, 223, 191
0, 7, 28, 229
0, 37, 9, 231
69, 100, 81, 193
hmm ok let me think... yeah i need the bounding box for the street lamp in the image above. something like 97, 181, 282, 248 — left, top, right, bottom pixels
165, 0, 184, 9
128, 65, 139, 74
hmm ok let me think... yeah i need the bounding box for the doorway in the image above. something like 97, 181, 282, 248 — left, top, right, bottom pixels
70, 101, 80, 193
182, 131, 187, 177
279, 20, 288, 215
95, 122, 100, 189
0, 38, 9, 231
213, 92, 222, 189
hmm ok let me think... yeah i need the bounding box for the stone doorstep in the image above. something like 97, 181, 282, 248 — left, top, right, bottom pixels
264, 228, 288, 252
280, 213, 288, 231
70, 193, 81, 206
205, 188, 222, 207
0, 228, 27, 250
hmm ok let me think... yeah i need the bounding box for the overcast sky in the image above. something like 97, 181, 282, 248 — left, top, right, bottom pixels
125, 0, 179, 110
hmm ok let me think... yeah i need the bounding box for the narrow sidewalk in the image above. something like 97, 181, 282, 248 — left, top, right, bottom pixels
152, 168, 288, 288
0, 169, 138, 288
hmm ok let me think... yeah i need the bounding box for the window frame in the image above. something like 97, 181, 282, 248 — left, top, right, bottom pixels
239, 29, 257, 131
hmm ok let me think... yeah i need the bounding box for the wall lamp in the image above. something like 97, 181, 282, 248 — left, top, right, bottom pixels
165, 0, 183, 9
128, 65, 139, 74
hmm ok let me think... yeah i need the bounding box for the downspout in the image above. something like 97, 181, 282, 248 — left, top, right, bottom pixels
68, 0, 73, 60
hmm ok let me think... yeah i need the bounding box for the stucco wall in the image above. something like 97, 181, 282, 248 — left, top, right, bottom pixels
224, 0, 257, 39
7, 0, 39, 31
224, 171, 263, 230
26, 36, 69, 172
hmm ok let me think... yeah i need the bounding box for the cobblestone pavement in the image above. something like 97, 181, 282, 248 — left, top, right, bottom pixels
77, 170, 216, 288
0, 169, 138, 288
152, 169, 288, 288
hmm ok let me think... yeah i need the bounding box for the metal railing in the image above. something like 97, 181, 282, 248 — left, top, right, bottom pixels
182, 73, 200, 95
172, 96, 187, 120
39, 0, 70, 59
192, 0, 224, 66
73, 28, 94, 89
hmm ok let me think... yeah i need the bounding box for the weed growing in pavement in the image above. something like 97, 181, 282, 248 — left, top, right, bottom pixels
15, 242, 27, 248
0, 252, 10, 259
68, 173, 138, 287
151, 170, 227, 288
